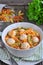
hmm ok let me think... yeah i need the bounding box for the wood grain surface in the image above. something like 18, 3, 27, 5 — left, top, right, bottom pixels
0, 0, 32, 5
0, 0, 43, 64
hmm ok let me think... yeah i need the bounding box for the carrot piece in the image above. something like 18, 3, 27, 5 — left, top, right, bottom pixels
12, 36, 20, 42
21, 39, 27, 42
19, 31, 25, 35
25, 29, 36, 37
5, 36, 9, 41
25, 28, 33, 34
25, 30, 30, 34
8, 30, 13, 36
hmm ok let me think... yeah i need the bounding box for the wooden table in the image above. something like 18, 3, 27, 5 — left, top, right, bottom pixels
0, 0, 32, 5
0, 1, 43, 64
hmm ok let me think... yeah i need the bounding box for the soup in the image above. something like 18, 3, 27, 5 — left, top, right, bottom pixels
5, 27, 40, 49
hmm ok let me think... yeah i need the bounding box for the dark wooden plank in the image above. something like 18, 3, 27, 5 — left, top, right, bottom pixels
35, 61, 42, 65
0, 0, 32, 5
0, 60, 8, 65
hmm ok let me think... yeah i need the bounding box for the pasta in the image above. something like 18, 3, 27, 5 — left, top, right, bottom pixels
0, 8, 24, 23
5, 27, 40, 49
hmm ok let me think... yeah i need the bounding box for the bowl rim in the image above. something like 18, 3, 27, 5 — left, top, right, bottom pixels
2, 22, 43, 51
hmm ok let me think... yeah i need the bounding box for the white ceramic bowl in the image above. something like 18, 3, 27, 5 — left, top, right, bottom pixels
2, 22, 43, 57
